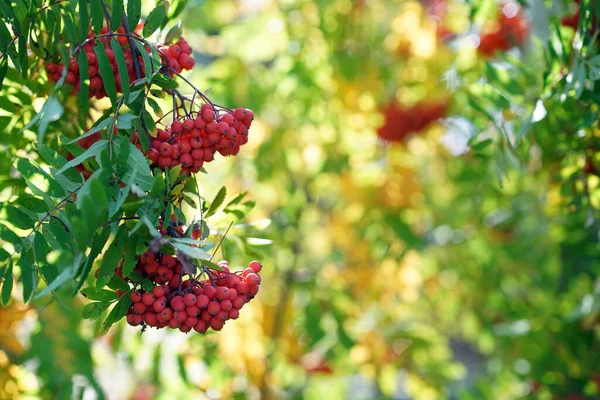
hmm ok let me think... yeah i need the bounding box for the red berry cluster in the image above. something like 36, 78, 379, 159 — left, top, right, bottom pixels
377, 99, 448, 142
158, 37, 195, 74
125, 258, 262, 333
144, 104, 254, 174
477, 3, 529, 57
45, 26, 146, 99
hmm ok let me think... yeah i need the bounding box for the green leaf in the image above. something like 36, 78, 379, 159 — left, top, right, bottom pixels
116, 113, 137, 130
73, 227, 110, 295
121, 234, 139, 278
111, 0, 124, 30
55, 139, 109, 175
5, 206, 34, 230
111, 38, 131, 102
199, 258, 223, 271
96, 225, 129, 288
99, 294, 131, 335
16, 195, 48, 213
33, 96, 64, 143
90, 0, 104, 34
107, 275, 130, 292
78, 0, 89, 43
19, 255, 36, 303
112, 141, 154, 191
16, 158, 66, 198
127, 0, 142, 33
66, 115, 111, 145
172, 243, 211, 260
134, 40, 154, 82
82, 301, 111, 319
77, 49, 90, 116
94, 42, 118, 108
1, 259, 13, 305
164, 21, 182, 44
81, 288, 119, 302
35, 253, 84, 299
386, 215, 422, 249
143, 1, 169, 37
206, 187, 226, 218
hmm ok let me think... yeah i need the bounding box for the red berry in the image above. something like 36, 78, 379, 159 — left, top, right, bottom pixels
152, 286, 166, 298
160, 308, 173, 321
144, 312, 158, 326
158, 156, 172, 169
141, 251, 154, 265
159, 142, 173, 157
171, 120, 184, 134
203, 285, 217, 298
179, 324, 192, 333
68, 58, 79, 72
173, 310, 188, 323
194, 320, 207, 333
179, 53, 195, 70
209, 317, 224, 331
168, 45, 181, 58
171, 296, 186, 311
245, 273, 260, 286
183, 118, 195, 131
196, 294, 210, 308
133, 302, 146, 314
202, 109, 215, 122
161, 254, 177, 268
168, 319, 180, 329
142, 292, 156, 306
130, 291, 142, 303
183, 293, 197, 307
207, 301, 221, 315
232, 297, 244, 309
186, 306, 200, 317
216, 286, 229, 300
249, 261, 262, 273
180, 153, 193, 167
236, 281, 249, 294
220, 299, 233, 312
86, 52, 98, 65
157, 129, 171, 141
153, 297, 167, 312
228, 309, 240, 319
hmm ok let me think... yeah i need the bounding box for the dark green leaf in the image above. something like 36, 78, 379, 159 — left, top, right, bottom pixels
143, 1, 169, 37
82, 301, 111, 319
77, 49, 90, 116
78, 0, 89, 42
99, 294, 131, 335
206, 187, 226, 218
20, 255, 36, 303
55, 139, 108, 175
127, 0, 142, 33
111, 38, 131, 102
1, 259, 13, 305
5, 206, 34, 230
94, 42, 118, 107
96, 225, 129, 288
111, 0, 124, 30
90, 0, 104, 34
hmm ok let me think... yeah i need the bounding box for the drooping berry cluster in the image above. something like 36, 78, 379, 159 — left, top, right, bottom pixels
377, 99, 448, 142
477, 3, 529, 57
158, 37, 195, 75
45, 26, 147, 99
125, 259, 262, 333
144, 104, 254, 174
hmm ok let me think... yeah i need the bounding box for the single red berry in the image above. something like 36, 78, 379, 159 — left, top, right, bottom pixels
68, 58, 79, 72
173, 310, 188, 323
160, 308, 173, 321
183, 118, 195, 131
171, 296, 186, 311
158, 156, 172, 169
133, 302, 147, 314
140, 251, 154, 265
179, 324, 192, 333
171, 120, 184, 134
236, 281, 249, 294
232, 297, 244, 309
200, 310, 211, 322
152, 286, 166, 298
194, 319, 207, 333
216, 286, 229, 300
144, 312, 158, 327
185, 306, 200, 317
220, 299, 233, 312
180, 153, 193, 167
130, 291, 142, 303
183, 293, 197, 307
207, 301, 221, 315
228, 308, 240, 319
142, 292, 156, 306
196, 294, 210, 308
145, 261, 159, 275
169, 44, 181, 58
159, 142, 173, 157
179, 53, 195, 70
245, 273, 260, 286
153, 297, 167, 313
202, 109, 215, 122
168, 318, 180, 329
249, 261, 262, 273
203, 285, 217, 298
157, 128, 171, 141
209, 317, 224, 331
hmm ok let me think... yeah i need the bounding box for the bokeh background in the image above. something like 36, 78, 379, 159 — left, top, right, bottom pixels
2, 0, 600, 399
